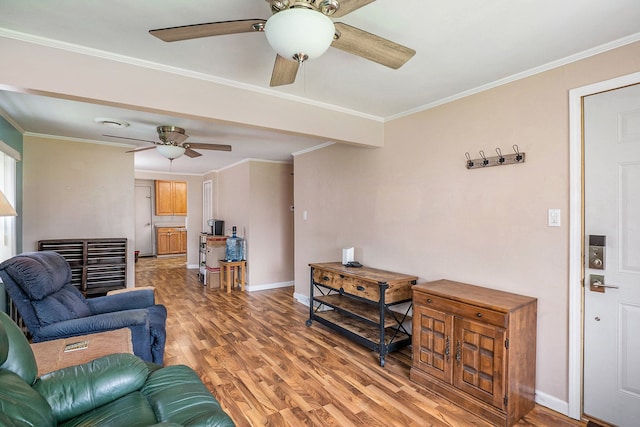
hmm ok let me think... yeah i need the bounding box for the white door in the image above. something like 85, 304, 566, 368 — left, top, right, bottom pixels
583, 83, 640, 426
135, 185, 154, 256
203, 179, 213, 232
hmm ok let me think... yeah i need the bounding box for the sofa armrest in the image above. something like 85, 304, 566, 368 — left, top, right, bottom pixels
34, 309, 150, 342
88, 289, 155, 314
106, 286, 155, 296
33, 353, 149, 423
142, 365, 236, 427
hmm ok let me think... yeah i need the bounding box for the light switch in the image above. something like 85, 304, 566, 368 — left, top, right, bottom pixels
548, 209, 561, 227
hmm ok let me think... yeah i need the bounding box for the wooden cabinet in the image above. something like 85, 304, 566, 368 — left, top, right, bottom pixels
156, 227, 187, 255
410, 280, 537, 427
38, 238, 127, 297
307, 262, 417, 366
155, 180, 187, 216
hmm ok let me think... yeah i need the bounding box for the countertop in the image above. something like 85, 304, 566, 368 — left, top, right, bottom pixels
155, 224, 187, 230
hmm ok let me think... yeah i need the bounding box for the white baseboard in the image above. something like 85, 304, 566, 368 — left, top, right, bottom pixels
246, 281, 294, 292
294, 292, 310, 306
535, 390, 569, 417
187, 263, 199, 269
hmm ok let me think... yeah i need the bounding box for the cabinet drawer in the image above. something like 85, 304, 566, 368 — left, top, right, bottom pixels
313, 269, 378, 301
313, 269, 381, 302
414, 292, 507, 328
312, 268, 346, 290
314, 268, 412, 303
341, 277, 380, 302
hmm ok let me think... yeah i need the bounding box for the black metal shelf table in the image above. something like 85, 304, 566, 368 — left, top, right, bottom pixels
307, 262, 417, 367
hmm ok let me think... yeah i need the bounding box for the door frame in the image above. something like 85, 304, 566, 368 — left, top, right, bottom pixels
568, 71, 640, 419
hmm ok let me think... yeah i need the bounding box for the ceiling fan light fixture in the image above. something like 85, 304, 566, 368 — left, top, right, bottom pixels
156, 144, 186, 160
264, 8, 335, 62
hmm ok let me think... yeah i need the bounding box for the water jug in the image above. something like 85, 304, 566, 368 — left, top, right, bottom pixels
225, 226, 245, 261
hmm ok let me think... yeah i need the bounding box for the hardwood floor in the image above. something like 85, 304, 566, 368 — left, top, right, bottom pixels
135, 256, 586, 427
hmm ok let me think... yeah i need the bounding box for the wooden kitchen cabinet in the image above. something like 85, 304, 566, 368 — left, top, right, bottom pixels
155, 180, 187, 216
410, 280, 537, 427
156, 227, 187, 255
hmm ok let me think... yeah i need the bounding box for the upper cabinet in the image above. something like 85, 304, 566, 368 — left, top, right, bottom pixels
155, 180, 187, 216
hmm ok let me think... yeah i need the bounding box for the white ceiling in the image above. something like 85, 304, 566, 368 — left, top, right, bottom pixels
0, 0, 639, 173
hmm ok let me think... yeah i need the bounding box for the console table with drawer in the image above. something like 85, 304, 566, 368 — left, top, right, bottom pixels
307, 262, 417, 367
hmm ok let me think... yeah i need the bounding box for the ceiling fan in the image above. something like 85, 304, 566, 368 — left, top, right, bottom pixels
106, 126, 232, 160
149, 0, 416, 87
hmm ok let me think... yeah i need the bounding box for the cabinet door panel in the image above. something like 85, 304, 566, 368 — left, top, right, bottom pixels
180, 231, 187, 253
156, 228, 170, 255
169, 232, 182, 254
454, 317, 505, 409
155, 181, 173, 215
173, 181, 188, 215
412, 305, 453, 382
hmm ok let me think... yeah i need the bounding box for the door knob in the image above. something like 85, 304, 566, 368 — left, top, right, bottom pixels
588, 274, 619, 293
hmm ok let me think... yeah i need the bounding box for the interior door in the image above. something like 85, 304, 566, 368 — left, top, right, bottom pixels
203, 179, 213, 232
583, 83, 640, 426
135, 185, 154, 256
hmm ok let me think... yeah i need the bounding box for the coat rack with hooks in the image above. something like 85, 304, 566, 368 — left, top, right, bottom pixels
465, 145, 525, 169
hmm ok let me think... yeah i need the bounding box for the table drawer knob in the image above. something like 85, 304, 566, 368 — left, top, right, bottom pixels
322, 276, 329, 281
476, 313, 483, 318
427, 298, 432, 303
357, 285, 365, 291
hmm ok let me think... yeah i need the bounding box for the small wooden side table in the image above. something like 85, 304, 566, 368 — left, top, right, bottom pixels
31, 328, 133, 376
219, 260, 246, 293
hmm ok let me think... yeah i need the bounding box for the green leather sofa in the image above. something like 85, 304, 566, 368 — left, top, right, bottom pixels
0, 312, 235, 427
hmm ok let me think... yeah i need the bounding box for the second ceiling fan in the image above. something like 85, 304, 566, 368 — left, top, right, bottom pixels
149, 0, 416, 87
108, 126, 232, 160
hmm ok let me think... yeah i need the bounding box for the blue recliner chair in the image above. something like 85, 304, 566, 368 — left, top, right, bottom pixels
0, 251, 166, 364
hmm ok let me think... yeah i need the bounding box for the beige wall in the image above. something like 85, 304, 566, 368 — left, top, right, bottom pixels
218, 161, 251, 238
250, 161, 294, 286
217, 160, 294, 288
294, 42, 640, 410
22, 135, 136, 285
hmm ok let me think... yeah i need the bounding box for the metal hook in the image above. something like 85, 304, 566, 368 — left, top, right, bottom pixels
513, 144, 523, 162
465, 152, 474, 168
479, 150, 488, 166
496, 148, 505, 164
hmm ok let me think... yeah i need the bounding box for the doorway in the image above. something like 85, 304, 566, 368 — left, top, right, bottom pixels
568, 72, 640, 422
135, 184, 154, 256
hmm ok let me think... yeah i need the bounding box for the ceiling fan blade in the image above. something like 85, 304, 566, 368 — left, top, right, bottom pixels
164, 131, 189, 144
149, 19, 266, 42
104, 134, 156, 144
332, 22, 416, 69
184, 148, 202, 158
186, 143, 232, 152
125, 146, 156, 154
331, 0, 376, 18
270, 55, 299, 87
